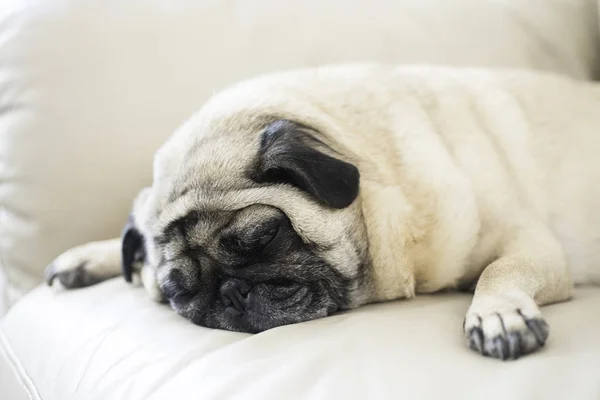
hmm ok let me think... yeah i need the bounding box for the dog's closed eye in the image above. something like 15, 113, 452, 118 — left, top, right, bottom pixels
254, 224, 279, 249
221, 219, 281, 254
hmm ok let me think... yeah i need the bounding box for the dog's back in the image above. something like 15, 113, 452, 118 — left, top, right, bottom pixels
201, 64, 600, 286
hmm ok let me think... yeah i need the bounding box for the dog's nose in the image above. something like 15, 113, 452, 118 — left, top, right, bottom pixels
220, 279, 251, 315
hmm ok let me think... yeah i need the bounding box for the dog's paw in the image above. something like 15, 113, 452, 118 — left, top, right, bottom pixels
45, 241, 122, 289
464, 297, 549, 360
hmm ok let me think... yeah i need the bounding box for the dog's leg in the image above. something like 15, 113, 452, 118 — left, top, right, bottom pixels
464, 227, 573, 360
45, 238, 165, 303
46, 239, 123, 288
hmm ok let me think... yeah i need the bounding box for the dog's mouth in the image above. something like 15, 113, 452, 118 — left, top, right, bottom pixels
160, 272, 345, 333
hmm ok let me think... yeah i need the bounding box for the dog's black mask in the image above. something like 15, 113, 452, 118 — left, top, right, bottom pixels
156, 208, 355, 332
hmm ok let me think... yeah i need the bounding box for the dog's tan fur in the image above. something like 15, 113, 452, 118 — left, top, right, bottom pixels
48, 64, 600, 358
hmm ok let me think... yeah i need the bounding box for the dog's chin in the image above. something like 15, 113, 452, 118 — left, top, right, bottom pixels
170, 282, 339, 333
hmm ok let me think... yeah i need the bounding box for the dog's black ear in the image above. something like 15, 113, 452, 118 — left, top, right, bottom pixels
121, 215, 146, 283
253, 120, 360, 209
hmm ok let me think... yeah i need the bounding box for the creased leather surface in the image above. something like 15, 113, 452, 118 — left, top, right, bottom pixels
0, 0, 599, 310
0, 330, 36, 400
1, 281, 599, 400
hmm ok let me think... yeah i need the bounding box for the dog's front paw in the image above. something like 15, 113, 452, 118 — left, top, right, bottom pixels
464, 297, 549, 360
46, 241, 122, 289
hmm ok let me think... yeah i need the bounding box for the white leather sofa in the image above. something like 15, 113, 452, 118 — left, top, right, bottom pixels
1, 1, 599, 399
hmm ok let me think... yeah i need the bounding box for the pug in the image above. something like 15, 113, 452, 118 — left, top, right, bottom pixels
46, 64, 600, 360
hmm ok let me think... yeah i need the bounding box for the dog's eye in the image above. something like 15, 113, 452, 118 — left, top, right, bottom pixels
245, 220, 280, 252
255, 225, 279, 249
221, 220, 280, 254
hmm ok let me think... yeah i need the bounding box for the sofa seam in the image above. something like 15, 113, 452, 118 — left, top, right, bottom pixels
0, 328, 42, 400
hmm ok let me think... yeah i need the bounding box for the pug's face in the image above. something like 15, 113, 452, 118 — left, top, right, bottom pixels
123, 118, 371, 333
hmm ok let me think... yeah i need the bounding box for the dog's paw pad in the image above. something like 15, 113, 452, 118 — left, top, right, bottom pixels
464, 309, 549, 360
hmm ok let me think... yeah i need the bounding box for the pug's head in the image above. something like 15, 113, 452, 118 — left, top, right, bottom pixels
121, 116, 372, 333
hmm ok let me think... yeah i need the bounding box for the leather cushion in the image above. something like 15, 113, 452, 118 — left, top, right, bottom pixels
1, 281, 599, 399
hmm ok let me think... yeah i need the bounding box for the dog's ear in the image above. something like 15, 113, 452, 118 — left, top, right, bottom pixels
253, 120, 360, 209
121, 215, 146, 283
